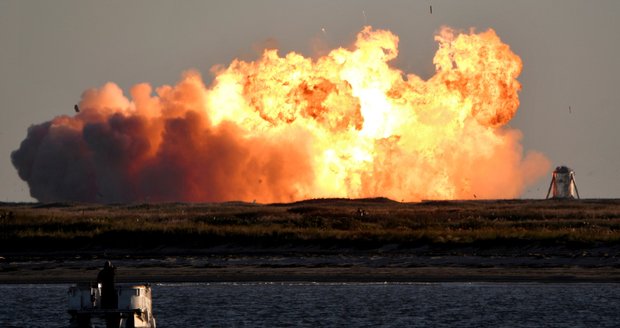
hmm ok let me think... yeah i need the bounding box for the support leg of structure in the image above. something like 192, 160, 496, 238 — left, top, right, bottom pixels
546, 176, 555, 199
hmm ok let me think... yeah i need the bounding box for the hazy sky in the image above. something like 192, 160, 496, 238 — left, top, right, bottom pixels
1, 0, 619, 202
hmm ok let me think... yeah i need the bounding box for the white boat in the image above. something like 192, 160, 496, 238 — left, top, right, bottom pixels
67, 283, 156, 328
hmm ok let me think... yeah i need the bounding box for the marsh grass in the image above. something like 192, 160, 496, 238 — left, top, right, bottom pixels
1, 199, 620, 251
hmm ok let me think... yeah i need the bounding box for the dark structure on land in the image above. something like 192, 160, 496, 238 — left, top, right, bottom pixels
546, 166, 580, 199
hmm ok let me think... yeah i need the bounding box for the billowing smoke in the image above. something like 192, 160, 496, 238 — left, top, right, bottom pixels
12, 26, 550, 203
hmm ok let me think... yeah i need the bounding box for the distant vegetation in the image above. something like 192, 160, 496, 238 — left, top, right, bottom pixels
2, 198, 620, 254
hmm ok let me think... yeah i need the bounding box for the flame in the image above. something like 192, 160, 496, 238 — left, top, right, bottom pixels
12, 26, 550, 203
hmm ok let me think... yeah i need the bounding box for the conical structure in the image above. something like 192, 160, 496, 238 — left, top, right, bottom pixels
546, 166, 580, 199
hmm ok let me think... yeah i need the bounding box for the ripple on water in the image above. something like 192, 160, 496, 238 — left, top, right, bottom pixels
0, 282, 619, 327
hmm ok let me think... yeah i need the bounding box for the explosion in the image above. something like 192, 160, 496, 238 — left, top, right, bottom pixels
12, 26, 550, 203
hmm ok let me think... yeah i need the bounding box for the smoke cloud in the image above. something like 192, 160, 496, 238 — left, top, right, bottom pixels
12, 26, 550, 203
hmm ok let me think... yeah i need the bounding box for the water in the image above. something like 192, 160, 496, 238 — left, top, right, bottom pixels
0, 282, 618, 327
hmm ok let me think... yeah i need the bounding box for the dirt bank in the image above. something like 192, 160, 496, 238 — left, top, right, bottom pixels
2, 252, 619, 284
2, 199, 620, 283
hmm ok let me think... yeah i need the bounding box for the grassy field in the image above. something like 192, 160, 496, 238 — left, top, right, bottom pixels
2, 198, 620, 255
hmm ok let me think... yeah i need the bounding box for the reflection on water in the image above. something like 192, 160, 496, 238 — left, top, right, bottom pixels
0, 282, 619, 327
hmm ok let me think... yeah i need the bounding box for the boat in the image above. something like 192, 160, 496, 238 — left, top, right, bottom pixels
67, 283, 156, 327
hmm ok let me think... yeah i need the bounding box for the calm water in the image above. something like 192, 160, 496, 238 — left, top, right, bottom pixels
0, 282, 618, 327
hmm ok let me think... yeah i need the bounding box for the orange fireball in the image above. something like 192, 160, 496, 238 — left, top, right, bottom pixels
12, 26, 550, 203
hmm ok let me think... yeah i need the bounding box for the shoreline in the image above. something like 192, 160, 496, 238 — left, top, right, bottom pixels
2, 255, 619, 284
2, 266, 619, 284
3, 199, 620, 284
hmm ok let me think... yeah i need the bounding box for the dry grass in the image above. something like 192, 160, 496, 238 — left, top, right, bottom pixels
2, 198, 620, 252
